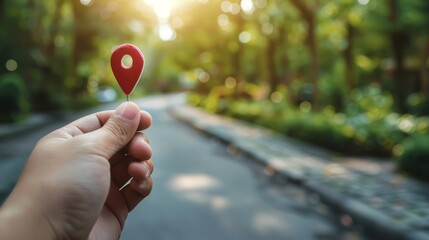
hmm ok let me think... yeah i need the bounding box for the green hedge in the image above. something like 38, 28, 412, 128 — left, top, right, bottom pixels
0, 73, 29, 123
397, 134, 429, 181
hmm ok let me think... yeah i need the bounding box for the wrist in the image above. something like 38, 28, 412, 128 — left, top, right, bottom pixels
0, 186, 57, 240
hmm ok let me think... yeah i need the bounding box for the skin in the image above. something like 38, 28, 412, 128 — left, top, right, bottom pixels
0, 102, 154, 240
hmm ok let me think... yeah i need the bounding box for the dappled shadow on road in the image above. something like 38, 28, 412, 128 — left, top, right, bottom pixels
159, 134, 370, 240
168, 174, 229, 212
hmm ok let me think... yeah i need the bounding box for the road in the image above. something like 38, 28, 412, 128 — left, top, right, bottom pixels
0, 94, 367, 240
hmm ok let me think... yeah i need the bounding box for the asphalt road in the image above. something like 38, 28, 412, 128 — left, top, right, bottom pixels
121, 95, 366, 240
0, 94, 368, 240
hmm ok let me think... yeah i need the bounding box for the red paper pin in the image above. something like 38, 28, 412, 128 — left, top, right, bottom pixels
110, 44, 144, 101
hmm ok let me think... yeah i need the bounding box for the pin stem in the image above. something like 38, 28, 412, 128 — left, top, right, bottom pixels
126, 95, 130, 102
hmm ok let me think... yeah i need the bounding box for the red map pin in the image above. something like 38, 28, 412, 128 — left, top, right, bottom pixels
110, 44, 145, 99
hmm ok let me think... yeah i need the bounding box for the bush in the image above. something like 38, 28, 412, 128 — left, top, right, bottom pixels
278, 112, 358, 154
227, 100, 269, 123
0, 73, 29, 123
69, 93, 99, 110
397, 134, 429, 181
346, 115, 406, 156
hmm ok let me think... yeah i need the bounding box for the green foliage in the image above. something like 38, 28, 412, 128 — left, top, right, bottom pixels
278, 112, 356, 153
1, 0, 428, 181
397, 134, 429, 181
0, 0, 157, 113
0, 73, 29, 123
70, 96, 98, 110
2, 0, 429, 114
348, 85, 394, 114
189, 91, 419, 157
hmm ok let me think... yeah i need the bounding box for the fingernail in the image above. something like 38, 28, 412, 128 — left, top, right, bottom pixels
116, 102, 138, 120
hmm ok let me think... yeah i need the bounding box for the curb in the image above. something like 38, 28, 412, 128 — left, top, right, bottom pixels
169, 105, 429, 240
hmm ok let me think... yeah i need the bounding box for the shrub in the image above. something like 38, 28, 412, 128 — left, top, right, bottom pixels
347, 116, 406, 156
280, 113, 357, 153
0, 73, 29, 123
397, 134, 429, 181
69, 93, 99, 110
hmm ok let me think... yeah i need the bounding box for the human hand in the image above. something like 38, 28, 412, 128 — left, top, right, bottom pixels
0, 102, 153, 240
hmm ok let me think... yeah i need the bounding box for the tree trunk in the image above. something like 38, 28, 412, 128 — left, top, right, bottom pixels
307, 17, 320, 111
266, 37, 278, 95
389, 0, 409, 113
46, 0, 65, 58
231, 14, 245, 98
420, 38, 429, 97
289, 0, 320, 111
343, 23, 355, 91
0, 2, 4, 25
71, 0, 94, 97
277, 23, 290, 86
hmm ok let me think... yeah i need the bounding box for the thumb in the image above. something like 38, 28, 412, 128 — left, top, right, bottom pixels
89, 102, 140, 158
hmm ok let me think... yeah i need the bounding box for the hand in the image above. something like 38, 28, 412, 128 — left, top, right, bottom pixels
0, 102, 153, 240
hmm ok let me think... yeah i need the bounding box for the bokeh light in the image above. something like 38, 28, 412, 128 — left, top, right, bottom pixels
218, 14, 230, 28
5, 59, 18, 72
225, 77, 237, 88
300, 101, 312, 113
80, 0, 93, 6
241, 0, 254, 14
239, 31, 252, 44
270, 92, 283, 103
357, 0, 370, 5
158, 23, 176, 41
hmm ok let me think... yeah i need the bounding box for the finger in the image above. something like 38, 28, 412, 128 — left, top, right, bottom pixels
86, 102, 141, 159
110, 133, 152, 188
47, 113, 112, 140
109, 132, 151, 167
111, 157, 153, 189
128, 132, 152, 161
120, 177, 153, 211
137, 111, 152, 131
128, 159, 153, 181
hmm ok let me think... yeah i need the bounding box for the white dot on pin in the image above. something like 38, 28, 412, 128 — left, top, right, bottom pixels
121, 55, 133, 69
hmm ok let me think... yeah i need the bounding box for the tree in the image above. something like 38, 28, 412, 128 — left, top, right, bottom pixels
385, 0, 429, 112
288, 0, 321, 111
388, 0, 410, 112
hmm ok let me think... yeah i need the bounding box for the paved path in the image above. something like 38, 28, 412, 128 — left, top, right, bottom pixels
122, 95, 368, 240
170, 100, 429, 240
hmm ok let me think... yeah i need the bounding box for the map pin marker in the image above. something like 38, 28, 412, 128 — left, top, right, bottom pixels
110, 44, 144, 101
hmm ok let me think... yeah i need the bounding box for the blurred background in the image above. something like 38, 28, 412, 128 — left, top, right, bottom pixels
1, 0, 429, 239
1, 0, 429, 180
